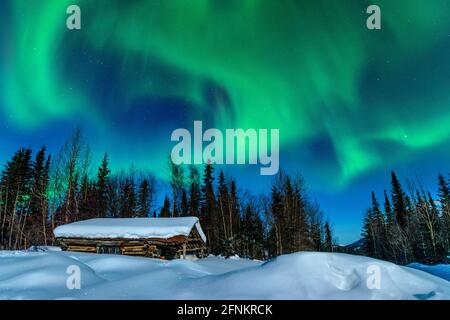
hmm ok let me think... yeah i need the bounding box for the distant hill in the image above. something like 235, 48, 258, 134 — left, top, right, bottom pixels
336, 239, 365, 255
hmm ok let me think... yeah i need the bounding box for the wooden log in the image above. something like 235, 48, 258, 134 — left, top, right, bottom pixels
121, 245, 147, 256
66, 245, 97, 253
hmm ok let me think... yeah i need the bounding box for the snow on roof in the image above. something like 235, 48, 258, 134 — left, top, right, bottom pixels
54, 217, 206, 243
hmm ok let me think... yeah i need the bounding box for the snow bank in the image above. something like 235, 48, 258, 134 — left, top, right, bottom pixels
0, 251, 103, 299
0, 251, 448, 299
407, 263, 450, 281
53, 217, 206, 243
28, 246, 62, 252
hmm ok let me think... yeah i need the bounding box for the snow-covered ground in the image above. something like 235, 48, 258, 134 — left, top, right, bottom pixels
0, 250, 448, 300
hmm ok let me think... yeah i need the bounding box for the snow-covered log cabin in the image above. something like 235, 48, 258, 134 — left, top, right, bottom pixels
53, 217, 207, 259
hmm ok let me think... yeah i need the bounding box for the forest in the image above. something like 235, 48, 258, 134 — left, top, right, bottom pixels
361, 171, 449, 264
0, 129, 448, 264
0, 129, 332, 259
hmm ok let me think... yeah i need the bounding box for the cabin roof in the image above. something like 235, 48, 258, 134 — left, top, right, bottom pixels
53, 217, 206, 243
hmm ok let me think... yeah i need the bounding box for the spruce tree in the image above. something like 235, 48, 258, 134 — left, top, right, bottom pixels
413, 192, 429, 263
383, 189, 397, 262
293, 179, 309, 251
120, 178, 136, 218
308, 204, 323, 251
30, 147, 46, 216
0, 148, 33, 248
201, 162, 218, 253
137, 179, 151, 217
240, 205, 253, 257
361, 192, 386, 259
251, 208, 264, 260
160, 195, 171, 218
437, 174, 450, 250
180, 189, 189, 216
391, 172, 408, 229
168, 158, 184, 217
323, 221, 333, 252
188, 165, 201, 217
217, 170, 229, 241
270, 184, 283, 255
284, 176, 295, 252
437, 174, 450, 213
96, 153, 110, 217
30, 147, 51, 245
240, 205, 264, 259
383, 190, 394, 224
228, 179, 240, 240
372, 191, 387, 259
362, 207, 376, 258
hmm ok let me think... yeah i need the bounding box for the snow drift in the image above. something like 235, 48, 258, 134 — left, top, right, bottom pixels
0, 250, 448, 300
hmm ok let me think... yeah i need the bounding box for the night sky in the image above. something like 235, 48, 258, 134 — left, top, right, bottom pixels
1, 0, 450, 243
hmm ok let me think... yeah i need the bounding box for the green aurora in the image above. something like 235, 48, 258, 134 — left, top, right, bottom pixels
1, 0, 450, 241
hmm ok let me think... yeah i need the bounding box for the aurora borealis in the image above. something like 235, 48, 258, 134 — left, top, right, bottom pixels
1, 0, 450, 243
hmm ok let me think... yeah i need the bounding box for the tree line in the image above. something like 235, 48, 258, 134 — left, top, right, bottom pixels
361, 171, 449, 265
163, 159, 334, 259
0, 130, 335, 259
0, 130, 155, 250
